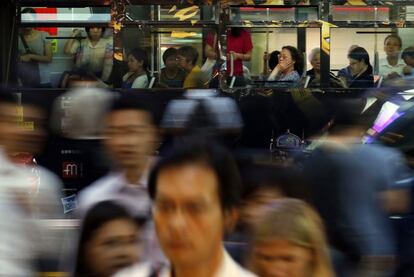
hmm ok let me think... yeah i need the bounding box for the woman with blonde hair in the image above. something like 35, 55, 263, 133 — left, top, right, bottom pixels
248, 198, 334, 277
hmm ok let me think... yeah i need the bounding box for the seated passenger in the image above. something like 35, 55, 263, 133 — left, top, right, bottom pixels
159, 47, 186, 88
267, 46, 303, 87
379, 35, 406, 80
122, 48, 149, 89
402, 46, 414, 76
262, 50, 280, 80
248, 198, 334, 277
18, 8, 53, 88
64, 27, 113, 84
337, 45, 359, 87
347, 47, 374, 88
306, 48, 344, 88
177, 46, 208, 89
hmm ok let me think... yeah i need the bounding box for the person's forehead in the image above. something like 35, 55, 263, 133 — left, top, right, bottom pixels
107, 109, 152, 123
156, 163, 220, 201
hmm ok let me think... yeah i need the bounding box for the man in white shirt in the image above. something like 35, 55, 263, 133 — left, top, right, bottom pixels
116, 139, 256, 277
78, 94, 158, 217
0, 91, 63, 275
77, 94, 162, 266
378, 34, 406, 80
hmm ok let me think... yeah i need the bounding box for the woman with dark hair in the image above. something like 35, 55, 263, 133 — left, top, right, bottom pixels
64, 26, 113, 83
347, 46, 374, 88
262, 50, 280, 80
18, 8, 53, 87
73, 201, 145, 277
122, 48, 150, 89
267, 46, 303, 87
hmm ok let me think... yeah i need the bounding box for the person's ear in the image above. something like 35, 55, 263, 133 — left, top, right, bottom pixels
223, 208, 239, 234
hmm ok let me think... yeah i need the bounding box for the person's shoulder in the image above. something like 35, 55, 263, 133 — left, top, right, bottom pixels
113, 262, 152, 277
77, 172, 120, 210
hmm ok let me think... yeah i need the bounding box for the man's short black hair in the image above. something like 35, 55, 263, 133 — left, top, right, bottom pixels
107, 93, 158, 124
148, 138, 242, 211
163, 47, 178, 64
178, 46, 199, 66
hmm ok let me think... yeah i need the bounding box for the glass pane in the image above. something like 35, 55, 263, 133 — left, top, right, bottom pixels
16, 27, 113, 88
250, 28, 298, 76
330, 28, 414, 87
331, 5, 390, 21
126, 4, 216, 21
230, 6, 318, 22
20, 7, 111, 23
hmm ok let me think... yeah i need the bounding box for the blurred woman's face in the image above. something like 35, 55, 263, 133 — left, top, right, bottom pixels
348, 58, 365, 76
85, 219, 142, 277
128, 55, 143, 72
165, 55, 178, 70
279, 49, 295, 72
240, 187, 284, 228
88, 27, 103, 41
251, 238, 313, 277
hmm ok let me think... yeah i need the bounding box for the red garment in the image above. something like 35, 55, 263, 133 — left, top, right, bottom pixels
226, 29, 253, 76
206, 32, 215, 48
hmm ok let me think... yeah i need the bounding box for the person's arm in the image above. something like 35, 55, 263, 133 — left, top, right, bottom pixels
204, 44, 217, 60
29, 37, 52, 63
64, 29, 81, 55
227, 51, 251, 61
100, 41, 114, 82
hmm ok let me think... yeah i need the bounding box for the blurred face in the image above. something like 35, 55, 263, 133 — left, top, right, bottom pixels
104, 110, 156, 170
251, 238, 313, 277
240, 187, 284, 228
403, 55, 414, 67
165, 55, 178, 70
348, 58, 365, 76
384, 37, 402, 58
127, 55, 143, 73
0, 104, 47, 155
85, 219, 141, 277
0, 103, 20, 154
153, 163, 226, 267
279, 49, 295, 72
310, 53, 321, 72
88, 27, 103, 41
177, 54, 190, 71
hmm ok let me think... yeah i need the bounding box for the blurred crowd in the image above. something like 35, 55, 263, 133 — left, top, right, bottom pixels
0, 80, 413, 277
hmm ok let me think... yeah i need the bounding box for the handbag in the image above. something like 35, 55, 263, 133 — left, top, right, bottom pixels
17, 33, 41, 87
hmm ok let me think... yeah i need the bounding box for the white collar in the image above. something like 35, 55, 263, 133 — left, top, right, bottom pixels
160, 249, 256, 277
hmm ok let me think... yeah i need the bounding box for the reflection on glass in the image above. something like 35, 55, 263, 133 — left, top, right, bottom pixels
230, 6, 318, 22
20, 7, 111, 22
125, 4, 216, 22
331, 5, 389, 21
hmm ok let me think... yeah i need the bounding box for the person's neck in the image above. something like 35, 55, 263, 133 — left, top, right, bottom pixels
123, 165, 145, 185
132, 67, 145, 76
165, 67, 178, 77
90, 38, 100, 46
282, 67, 294, 76
185, 64, 195, 73
314, 69, 321, 79
173, 249, 224, 277
387, 55, 399, 66
23, 28, 33, 36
